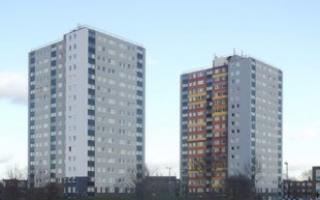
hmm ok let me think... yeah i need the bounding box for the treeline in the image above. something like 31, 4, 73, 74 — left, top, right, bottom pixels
0, 181, 63, 200
0, 175, 270, 200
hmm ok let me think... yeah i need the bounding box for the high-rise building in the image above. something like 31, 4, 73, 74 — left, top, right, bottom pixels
28, 26, 145, 196
180, 55, 282, 198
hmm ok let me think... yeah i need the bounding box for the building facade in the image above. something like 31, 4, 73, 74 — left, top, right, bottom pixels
180, 55, 282, 198
282, 166, 320, 199
28, 26, 145, 196
283, 180, 313, 199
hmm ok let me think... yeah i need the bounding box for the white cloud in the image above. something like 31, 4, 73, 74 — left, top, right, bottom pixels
0, 71, 27, 104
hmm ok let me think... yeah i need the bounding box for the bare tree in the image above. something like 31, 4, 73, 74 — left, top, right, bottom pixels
301, 169, 312, 180
2, 165, 65, 200
225, 175, 255, 200
2, 180, 21, 200
44, 182, 64, 200
189, 158, 216, 199
26, 182, 64, 200
2, 165, 27, 200
123, 164, 151, 200
243, 159, 263, 200
192, 157, 207, 188
5, 165, 26, 180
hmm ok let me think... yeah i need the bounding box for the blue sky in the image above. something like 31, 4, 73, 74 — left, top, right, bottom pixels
0, 0, 320, 178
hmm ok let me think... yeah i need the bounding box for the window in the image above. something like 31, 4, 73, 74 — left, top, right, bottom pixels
88, 119, 95, 126
51, 51, 57, 57
88, 109, 95, 116
137, 99, 143, 106
30, 66, 35, 73
137, 53, 143, 59
88, 68, 95, 75
30, 57, 35, 64
137, 128, 143, 133
137, 90, 143, 96
88, 99, 95, 106
88, 78, 95, 85
88, 88, 95, 95
137, 81, 143, 87
136, 109, 143, 115
136, 71, 143, 78
51, 107, 56, 113
89, 47, 95, 54
137, 62, 143, 69
88, 57, 95, 64
137, 117, 143, 124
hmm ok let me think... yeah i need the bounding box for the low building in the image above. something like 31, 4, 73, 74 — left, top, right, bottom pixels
142, 176, 179, 200
3, 179, 28, 189
0, 181, 3, 200
1, 179, 28, 200
283, 179, 313, 199
282, 166, 320, 199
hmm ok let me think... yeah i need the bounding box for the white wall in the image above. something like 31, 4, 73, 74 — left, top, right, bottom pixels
65, 28, 89, 177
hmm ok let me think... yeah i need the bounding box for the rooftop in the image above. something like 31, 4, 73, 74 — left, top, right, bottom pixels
70, 25, 144, 47
30, 25, 144, 52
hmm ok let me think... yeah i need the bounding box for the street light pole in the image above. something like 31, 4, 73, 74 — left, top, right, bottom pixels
166, 167, 173, 200
285, 162, 289, 199
285, 162, 288, 180
166, 167, 172, 177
